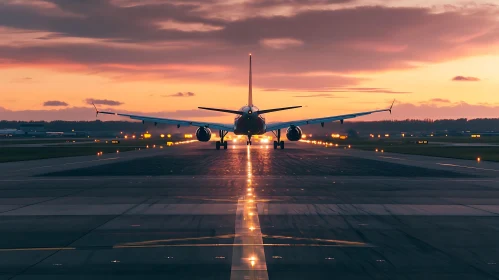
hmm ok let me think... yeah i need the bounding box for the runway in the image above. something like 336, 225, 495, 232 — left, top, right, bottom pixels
0, 142, 499, 279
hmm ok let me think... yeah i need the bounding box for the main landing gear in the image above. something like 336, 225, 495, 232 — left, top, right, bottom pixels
247, 135, 252, 145
216, 130, 228, 150
272, 129, 285, 149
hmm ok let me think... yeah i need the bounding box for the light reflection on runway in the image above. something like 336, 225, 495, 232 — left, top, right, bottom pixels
230, 145, 269, 279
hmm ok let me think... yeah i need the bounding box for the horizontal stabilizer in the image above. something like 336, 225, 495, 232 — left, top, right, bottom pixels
198, 107, 243, 115
258, 106, 302, 114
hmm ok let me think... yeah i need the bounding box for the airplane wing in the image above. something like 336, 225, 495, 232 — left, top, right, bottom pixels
95, 108, 234, 132
266, 100, 394, 131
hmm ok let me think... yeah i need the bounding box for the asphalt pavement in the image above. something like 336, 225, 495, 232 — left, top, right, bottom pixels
0, 142, 498, 279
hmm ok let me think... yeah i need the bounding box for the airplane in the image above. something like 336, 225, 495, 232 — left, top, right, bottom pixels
95, 54, 394, 150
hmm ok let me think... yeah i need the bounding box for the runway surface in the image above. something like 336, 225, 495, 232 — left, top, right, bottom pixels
1, 142, 499, 279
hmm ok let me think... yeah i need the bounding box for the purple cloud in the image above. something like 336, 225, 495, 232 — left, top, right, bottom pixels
85, 98, 123, 106
164, 92, 196, 97
0, 106, 227, 121
43, 100, 68, 106
452, 76, 480, 82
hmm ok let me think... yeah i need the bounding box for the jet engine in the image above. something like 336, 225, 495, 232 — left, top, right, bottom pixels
195, 127, 212, 142
286, 126, 302, 141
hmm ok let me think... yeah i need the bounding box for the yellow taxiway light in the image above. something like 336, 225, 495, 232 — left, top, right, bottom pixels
167, 134, 171, 138
144, 133, 152, 139
160, 134, 165, 138
184, 134, 193, 139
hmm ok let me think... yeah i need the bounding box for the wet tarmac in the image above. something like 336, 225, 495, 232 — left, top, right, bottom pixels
0, 142, 499, 279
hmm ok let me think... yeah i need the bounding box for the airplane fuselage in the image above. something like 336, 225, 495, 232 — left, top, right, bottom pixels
233, 106, 266, 135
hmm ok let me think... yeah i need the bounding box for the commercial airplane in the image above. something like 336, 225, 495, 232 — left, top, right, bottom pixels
95, 55, 394, 150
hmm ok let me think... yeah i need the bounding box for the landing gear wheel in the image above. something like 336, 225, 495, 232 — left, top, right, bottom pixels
273, 141, 278, 149
247, 141, 252, 145
215, 141, 220, 150
280, 141, 285, 149
223, 141, 228, 150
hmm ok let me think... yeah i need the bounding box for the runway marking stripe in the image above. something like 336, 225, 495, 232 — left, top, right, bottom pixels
379, 156, 406, 160
11, 157, 120, 172
230, 146, 269, 280
436, 163, 499, 172
2, 203, 498, 216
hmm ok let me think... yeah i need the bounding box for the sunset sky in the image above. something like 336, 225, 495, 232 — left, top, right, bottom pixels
1, 0, 499, 122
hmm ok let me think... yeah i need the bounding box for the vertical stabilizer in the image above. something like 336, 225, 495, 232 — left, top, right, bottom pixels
248, 54, 253, 107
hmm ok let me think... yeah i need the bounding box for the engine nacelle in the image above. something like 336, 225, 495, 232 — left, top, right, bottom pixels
195, 127, 212, 142
286, 126, 302, 141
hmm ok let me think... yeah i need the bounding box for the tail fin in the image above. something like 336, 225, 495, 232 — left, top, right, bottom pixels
248, 53, 253, 107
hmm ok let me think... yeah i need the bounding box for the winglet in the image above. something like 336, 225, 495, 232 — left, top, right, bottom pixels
389, 99, 395, 114
92, 102, 99, 117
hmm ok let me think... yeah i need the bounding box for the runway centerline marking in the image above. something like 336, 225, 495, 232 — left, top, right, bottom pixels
230, 146, 269, 280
